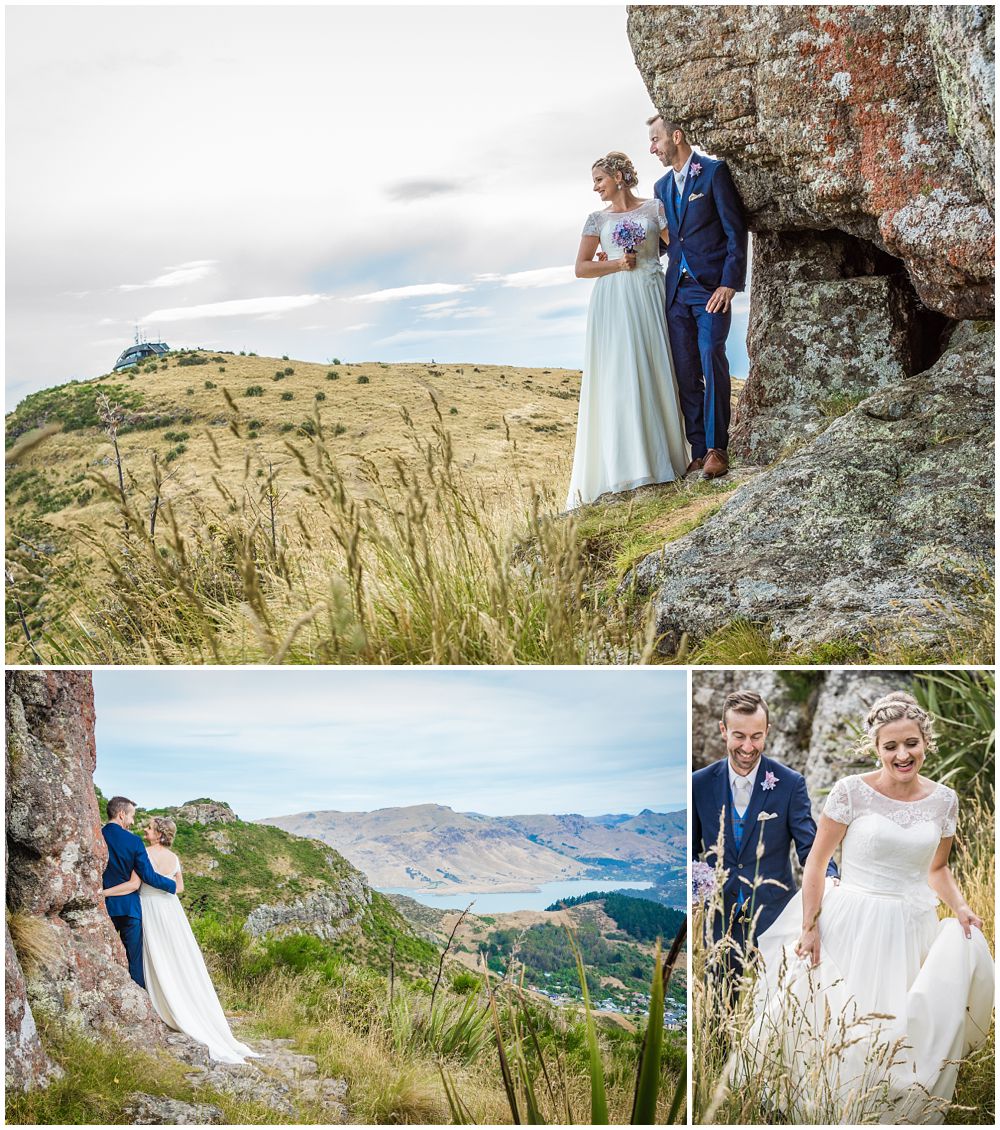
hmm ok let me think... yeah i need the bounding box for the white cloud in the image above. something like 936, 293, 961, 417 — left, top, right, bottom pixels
142, 294, 327, 322
419, 303, 491, 321
478, 266, 577, 289
119, 259, 217, 292
373, 327, 491, 347
353, 283, 472, 304
419, 299, 461, 313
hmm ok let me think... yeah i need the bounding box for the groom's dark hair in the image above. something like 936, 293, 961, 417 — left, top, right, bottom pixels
107, 795, 137, 820
722, 691, 769, 727
646, 113, 686, 139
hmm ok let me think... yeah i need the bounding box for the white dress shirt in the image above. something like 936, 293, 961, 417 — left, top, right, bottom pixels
673, 151, 695, 197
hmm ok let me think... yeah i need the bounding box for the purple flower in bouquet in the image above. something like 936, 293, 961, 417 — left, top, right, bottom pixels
611, 216, 647, 254
691, 860, 716, 905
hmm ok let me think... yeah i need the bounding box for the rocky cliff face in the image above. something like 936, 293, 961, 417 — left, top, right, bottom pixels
692, 669, 913, 814
630, 322, 993, 654
5, 671, 166, 1090
629, 4, 994, 319
626, 5, 994, 653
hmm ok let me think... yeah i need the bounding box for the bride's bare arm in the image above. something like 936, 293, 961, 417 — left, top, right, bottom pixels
575, 235, 635, 278
100, 870, 141, 898
795, 815, 847, 965
928, 837, 981, 938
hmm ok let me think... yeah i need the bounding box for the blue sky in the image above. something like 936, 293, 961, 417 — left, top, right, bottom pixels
6, 4, 751, 407
91, 668, 687, 821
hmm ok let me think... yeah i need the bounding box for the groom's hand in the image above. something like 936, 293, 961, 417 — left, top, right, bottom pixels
706, 286, 736, 314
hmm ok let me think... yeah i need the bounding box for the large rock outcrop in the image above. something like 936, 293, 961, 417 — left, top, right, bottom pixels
629, 4, 994, 319
5, 672, 166, 1052
692, 669, 911, 815
626, 6, 994, 654
630, 322, 993, 653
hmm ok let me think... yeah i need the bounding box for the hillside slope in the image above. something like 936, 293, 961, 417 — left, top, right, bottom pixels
103, 794, 438, 972
260, 803, 684, 890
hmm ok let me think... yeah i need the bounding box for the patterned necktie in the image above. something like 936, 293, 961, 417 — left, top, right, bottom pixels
733, 776, 752, 818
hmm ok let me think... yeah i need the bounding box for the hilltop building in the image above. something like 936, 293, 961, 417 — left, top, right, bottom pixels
113, 337, 170, 371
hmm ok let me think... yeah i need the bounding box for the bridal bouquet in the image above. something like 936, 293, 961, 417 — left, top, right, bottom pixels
611, 217, 647, 254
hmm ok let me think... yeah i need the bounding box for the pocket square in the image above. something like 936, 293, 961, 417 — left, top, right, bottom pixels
689, 192, 705, 201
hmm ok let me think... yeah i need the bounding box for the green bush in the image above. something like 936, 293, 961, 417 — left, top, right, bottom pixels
315, 391, 326, 401
280, 391, 294, 401
357, 375, 370, 385
245, 386, 264, 397
327, 372, 340, 381
450, 970, 481, 994
204, 380, 217, 389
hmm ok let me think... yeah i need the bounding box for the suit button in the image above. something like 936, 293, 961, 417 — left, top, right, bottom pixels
737, 863, 744, 870
679, 237, 684, 242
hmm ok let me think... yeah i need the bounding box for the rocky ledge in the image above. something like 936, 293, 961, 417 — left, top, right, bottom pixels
628, 322, 993, 655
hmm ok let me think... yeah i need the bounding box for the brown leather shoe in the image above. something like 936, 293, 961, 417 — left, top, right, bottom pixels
684, 457, 704, 478
702, 448, 730, 479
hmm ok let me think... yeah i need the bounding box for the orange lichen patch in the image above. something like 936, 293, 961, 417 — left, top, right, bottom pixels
796, 11, 946, 212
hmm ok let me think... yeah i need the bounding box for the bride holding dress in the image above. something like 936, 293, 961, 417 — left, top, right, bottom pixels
743, 692, 994, 1124
565, 151, 688, 510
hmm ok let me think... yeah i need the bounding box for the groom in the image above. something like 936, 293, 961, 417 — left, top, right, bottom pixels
692, 692, 837, 969
649, 115, 748, 480
102, 795, 176, 988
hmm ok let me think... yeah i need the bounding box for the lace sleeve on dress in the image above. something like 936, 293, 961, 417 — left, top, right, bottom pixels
941, 789, 959, 838
823, 777, 853, 825
581, 212, 600, 237
655, 198, 667, 230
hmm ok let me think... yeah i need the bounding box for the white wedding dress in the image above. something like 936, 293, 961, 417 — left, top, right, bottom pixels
140, 854, 258, 1064
565, 198, 688, 510
745, 775, 994, 1124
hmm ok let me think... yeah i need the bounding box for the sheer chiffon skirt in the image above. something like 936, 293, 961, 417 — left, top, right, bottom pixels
566, 266, 688, 510
141, 886, 258, 1064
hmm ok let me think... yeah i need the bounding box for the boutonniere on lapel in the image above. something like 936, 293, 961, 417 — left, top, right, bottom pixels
762, 771, 779, 791
689, 161, 703, 178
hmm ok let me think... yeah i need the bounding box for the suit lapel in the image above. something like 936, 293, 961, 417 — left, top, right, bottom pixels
737, 756, 771, 862
677, 166, 697, 228
663, 178, 678, 228
712, 760, 732, 863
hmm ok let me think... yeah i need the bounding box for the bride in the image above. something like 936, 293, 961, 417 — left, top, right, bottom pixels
102, 816, 258, 1065
565, 151, 689, 510
742, 691, 994, 1124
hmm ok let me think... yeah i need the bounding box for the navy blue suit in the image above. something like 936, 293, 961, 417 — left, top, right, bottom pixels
102, 821, 176, 988
654, 154, 748, 457
692, 755, 836, 965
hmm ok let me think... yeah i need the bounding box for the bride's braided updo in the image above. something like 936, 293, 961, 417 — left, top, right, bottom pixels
150, 816, 177, 847
592, 151, 638, 188
858, 691, 936, 758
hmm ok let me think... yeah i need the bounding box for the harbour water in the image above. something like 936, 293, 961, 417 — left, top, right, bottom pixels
380, 877, 654, 914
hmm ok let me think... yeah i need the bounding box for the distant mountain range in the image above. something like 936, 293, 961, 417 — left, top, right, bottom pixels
258, 804, 686, 891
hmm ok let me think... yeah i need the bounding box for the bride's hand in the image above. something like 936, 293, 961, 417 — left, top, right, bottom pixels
794, 927, 820, 966
957, 905, 983, 938
619, 253, 637, 272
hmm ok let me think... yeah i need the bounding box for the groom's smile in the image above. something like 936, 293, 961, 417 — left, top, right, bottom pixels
720, 704, 769, 776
